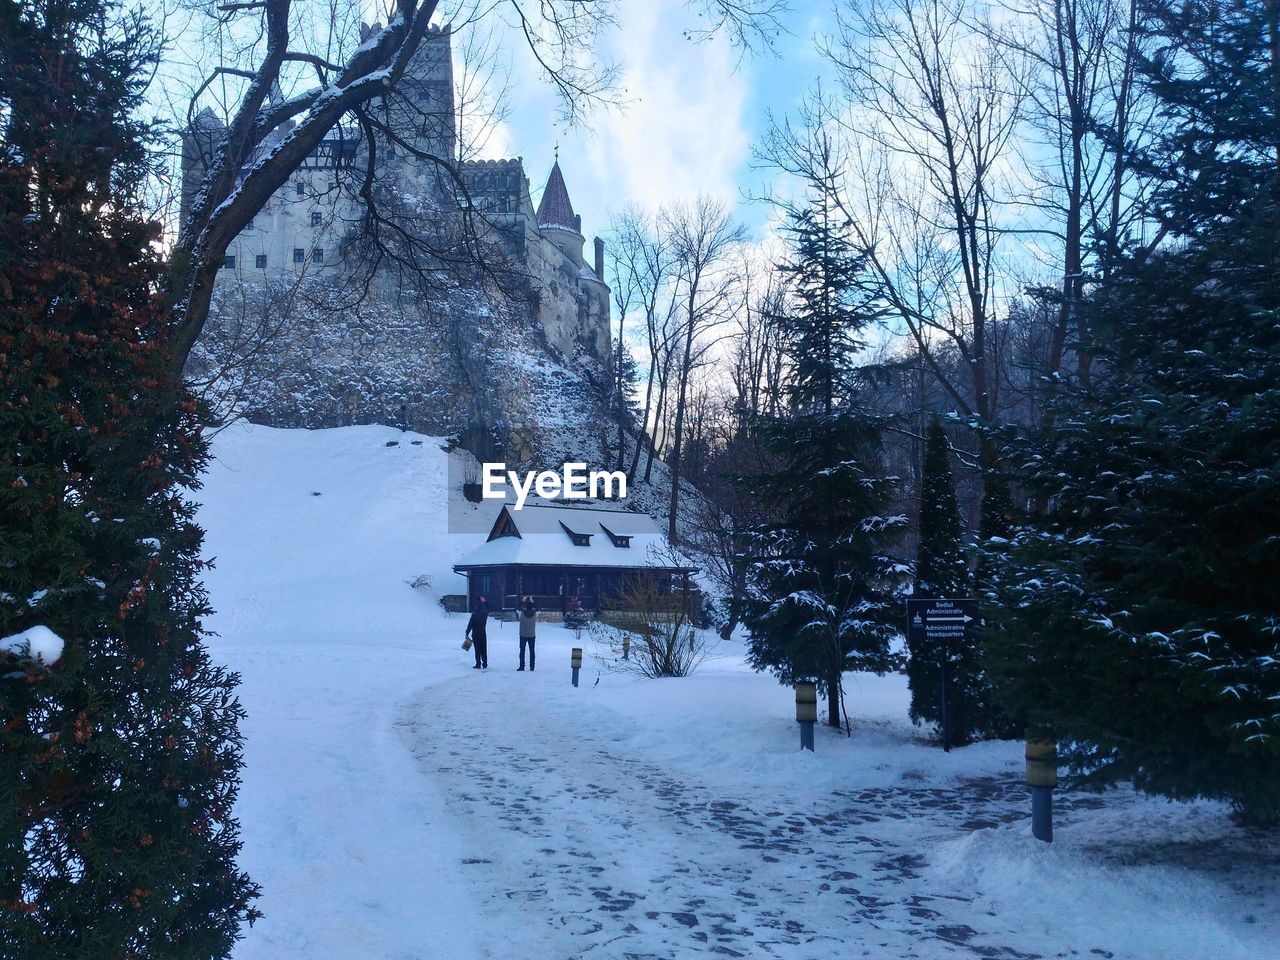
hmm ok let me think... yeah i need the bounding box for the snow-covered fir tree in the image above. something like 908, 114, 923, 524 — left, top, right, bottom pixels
907, 420, 999, 745
982, 0, 1280, 825
913, 422, 969, 599
740, 177, 904, 729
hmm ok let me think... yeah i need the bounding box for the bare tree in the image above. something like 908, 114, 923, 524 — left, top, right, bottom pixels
452, 26, 513, 164
811, 0, 1027, 429
184, 263, 316, 424
662, 197, 745, 543
607, 208, 654, 471
608, 210, 683, 482
594, 548, 711, 678
996, 0, 1157, 391
683, 387, 781, 639
727, 258, 788, 430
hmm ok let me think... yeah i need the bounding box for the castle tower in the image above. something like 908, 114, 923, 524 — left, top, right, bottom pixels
378, 23, 456, 165
536, 160, 585, 266
180, 107, 226, 229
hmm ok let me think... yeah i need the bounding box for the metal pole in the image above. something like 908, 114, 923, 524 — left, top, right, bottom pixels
571, 647, 582, 687
800, 721, 815, 751
1031, 787, 1053, 842
939, 632, 951, 752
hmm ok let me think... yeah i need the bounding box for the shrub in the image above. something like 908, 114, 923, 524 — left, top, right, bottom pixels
596, 570, 710, 678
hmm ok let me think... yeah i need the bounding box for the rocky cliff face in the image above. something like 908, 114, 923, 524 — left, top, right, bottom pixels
188, 274, 614, 466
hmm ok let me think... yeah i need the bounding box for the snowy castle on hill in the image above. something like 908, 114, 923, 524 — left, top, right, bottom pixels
179, 23, 612, 446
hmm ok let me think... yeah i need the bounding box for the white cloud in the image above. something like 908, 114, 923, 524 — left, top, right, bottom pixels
585, 1, 749, 215
480, 0, 751, 237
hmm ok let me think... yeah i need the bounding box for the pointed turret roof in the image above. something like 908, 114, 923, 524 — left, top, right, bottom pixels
536, 160, 579, 233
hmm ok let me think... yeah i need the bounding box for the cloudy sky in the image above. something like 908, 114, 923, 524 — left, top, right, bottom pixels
473, 0, 832, 244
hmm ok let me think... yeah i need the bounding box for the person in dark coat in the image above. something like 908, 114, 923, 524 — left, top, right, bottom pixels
517, 595, 537, 671
465, 596, 489, 669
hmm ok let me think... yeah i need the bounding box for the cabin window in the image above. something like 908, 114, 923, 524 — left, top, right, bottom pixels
523, 572, 558, 595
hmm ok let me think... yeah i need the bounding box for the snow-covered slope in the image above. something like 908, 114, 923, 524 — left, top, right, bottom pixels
198, 424, 1279, 959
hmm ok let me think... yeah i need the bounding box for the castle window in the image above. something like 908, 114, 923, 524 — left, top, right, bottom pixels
246, 218, 255, 230
311, 211, 323, 227
255, 254, 267, 269
293, 248, 305, 264
311, 247, 324, 263
221, 255, 235, 269
295, 181, 305, 197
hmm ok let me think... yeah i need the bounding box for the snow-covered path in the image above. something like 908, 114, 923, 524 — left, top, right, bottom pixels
399, 672, 958, 958
396, 665, 1206, 960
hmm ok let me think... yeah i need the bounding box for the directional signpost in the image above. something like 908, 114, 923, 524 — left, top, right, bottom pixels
906, 598, 978, 752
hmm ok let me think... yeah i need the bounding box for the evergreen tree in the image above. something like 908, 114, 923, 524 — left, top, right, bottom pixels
609, 336, 642, 471
1, 1, 261, 953
907, 421, 986, 743
969, 440, 1023, 742
977, 454, 1015, 550
984, 0, 1280, 824
741, 182, 903, 728
913, 422, 969, 600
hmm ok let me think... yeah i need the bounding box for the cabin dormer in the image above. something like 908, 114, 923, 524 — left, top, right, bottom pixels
599, 523, 631, 548
559, 521, 592, 546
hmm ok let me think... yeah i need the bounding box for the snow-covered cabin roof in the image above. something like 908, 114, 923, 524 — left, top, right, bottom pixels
454, 504, 698, 572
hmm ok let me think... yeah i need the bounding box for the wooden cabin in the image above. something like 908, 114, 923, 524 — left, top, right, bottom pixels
453, 504, 699, 613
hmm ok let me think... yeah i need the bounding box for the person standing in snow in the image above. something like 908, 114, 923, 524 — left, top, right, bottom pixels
466, 596, 489, 669
517, 595, 537, 671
